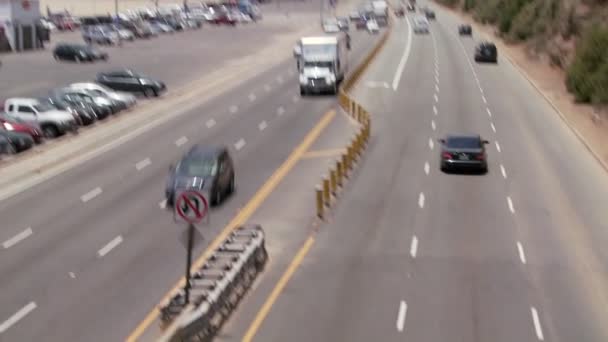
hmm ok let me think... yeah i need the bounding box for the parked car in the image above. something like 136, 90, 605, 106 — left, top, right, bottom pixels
48, 94, 111, 121
337, 16, 350, 31
3, 98, 79, 138
394, 7, 405, 17
165, 145, 236, 207
108, 23, 135, 41
53, 43, 108, 62
0, 113, 44, 144
44, 97, 98, 126
52, 88, 121, 115
68, 83, 137, 109
474, 41, 498, 63
438, 134, 489, 173
366, 19, 380, 34
458, 24, 472, 36
120, 20, 154, 38
96, 69, 167, 97
0, 129, 34, 154
212, 12, 237, 25
0, 135, 12, 155
82, 25, 120, 45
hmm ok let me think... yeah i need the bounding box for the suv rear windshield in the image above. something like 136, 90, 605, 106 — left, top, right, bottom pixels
446, 137, 480, 148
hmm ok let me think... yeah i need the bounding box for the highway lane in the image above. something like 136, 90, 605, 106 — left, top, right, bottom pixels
0, 28, 378, 341
234, 3, 608, 342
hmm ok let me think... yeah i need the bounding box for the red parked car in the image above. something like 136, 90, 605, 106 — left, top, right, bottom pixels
0, 114, 44, 144
212, 13, 237, 25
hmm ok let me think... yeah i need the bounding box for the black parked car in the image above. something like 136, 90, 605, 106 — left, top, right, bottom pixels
474, 42, 498, 63
49, 93, 112, 120
438, 134, 489, 173
52, 43, 108, 62
44, 98, 98, 126
0, 128, 35, 154
458, 24, 472, 36
96, 69, 167, 97
165, 145, 236, 208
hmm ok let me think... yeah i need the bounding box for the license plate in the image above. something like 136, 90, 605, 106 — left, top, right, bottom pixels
459, 154, 469, 160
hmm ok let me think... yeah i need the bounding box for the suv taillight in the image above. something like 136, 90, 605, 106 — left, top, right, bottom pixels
442, 152, 452, 159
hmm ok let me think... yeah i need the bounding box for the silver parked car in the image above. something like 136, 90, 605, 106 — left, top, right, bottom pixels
68, 83, 137, 109
83, 25, 120, 45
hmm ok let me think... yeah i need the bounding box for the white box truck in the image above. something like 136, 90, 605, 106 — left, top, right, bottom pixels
294, 34, 349, 95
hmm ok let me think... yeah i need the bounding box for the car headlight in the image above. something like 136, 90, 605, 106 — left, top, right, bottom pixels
3, 123, 14, 131
299, 75, 307, 84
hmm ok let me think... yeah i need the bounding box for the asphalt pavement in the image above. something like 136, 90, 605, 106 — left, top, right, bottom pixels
228, 2, 608, 342
0, 4, 381, 342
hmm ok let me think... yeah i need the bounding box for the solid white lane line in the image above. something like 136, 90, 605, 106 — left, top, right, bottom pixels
81, 187, 102, 203
507, 196, 515, 213
490, 122, 496, 133
486, 108, 492, 117
229, 105, 238, 114
264, 84, 271, 91
418, 192, 425, 209
517, 241, 527, 264
392, 16, 413, 91
258, 121, 267, 131
234, 138, 246, 151
424, 162, 430, 175
479, 86, 484, 94
434, 94, 439, 103
159, 199, 167, 209
175, 136, 188, 147
433, 106, 438, 115
429, 138, 434, 150
396, 300, 408, 332
435, 84, 439, 92
98, 235, 123, 258
431, 120, 436, 131
410, 236, 419, 258
292, 95, 299, 103
482, 95, 487, 104
2, 227, 33, 249
500, 164, 507, 178
495, 141, 501, 152
135, 158, 151, 171
248, 93, 256, 101
0, 302, 37, 333
531, 307, 545, 340
206, 119, 216, 128
277, 106, 285, 116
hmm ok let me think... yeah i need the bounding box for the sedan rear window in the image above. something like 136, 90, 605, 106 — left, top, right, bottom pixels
177, 158, 218, 177
446, 137, 481, 148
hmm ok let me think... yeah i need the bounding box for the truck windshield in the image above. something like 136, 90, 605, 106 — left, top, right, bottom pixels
303, 61, 333, 68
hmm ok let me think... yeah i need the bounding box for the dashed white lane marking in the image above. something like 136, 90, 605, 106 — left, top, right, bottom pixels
292, 95, 299, 103
248, 93, 256, 101
258, 121, 267, 131
435, 68, 439, 77
392, 16, 413, 91
486, 108, 492, 117
517, 241, 527, 264
277, 106, 285, 116
429, 138, 434, 150
234, 138, 246, 151
206, 119, 216, 128
264, 84, 271, 92
479, 86, 484, 94
424, 162, 430, 175
2, 227, 33, 249
490, 122, 496, 133
410, 235, 419, 258
97, 235, 123, 258
69, 272, 76, 279
507, 196, 515, 213
481, 95, 487, 104
435, 84, 439, 92
159, 199, 167, 209
500, 164, 507, 179
81, 187, 102, 203
431, 120, 436, 131
434, 94, 439, 102
531, 307, 545, 340
433, 106, 438, 115
435, 75, 439, 84
135, 158, 151, 171
277, 76, 284, 83
0, 302, 37, 333
396, 300, 408, 332
418, 192, 425, 209
175, 136, 188, 147
229, 105, 238, 114
495, 141, 502, 153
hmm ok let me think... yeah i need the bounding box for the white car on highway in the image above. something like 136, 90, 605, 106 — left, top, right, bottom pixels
413, 16, 430, 34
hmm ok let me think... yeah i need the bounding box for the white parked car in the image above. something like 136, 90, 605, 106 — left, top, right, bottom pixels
366, 19, 380, 33
68, 83, 137, 109
109, 24, 135, 41
83, 26, 120, 45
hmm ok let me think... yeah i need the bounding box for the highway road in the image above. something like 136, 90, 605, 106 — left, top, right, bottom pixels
0, 3, 380, 342
226, 2, 608, 342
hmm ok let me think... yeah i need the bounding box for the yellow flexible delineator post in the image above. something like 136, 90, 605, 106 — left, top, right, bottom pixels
316, 186, 324, 219
342, 153, 349, 178
322, 177, 330, 206
336, 160, 343, 187
330, 169, 337, 196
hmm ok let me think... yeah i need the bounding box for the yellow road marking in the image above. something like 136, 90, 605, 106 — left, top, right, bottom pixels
242, 236, 316, 342
125, 110, 336, 342
301, 148, 346, 159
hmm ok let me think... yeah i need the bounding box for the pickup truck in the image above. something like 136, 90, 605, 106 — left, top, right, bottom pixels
3, 98, 78, 138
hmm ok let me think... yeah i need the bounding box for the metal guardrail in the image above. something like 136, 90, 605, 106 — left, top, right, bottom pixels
157, 224, 267, 342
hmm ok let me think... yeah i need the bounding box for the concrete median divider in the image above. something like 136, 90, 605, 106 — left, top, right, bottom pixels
157, 224, 267, 342
316, 23, 391, 220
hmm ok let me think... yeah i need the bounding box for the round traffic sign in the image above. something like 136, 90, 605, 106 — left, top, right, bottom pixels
175, 190, 208, 224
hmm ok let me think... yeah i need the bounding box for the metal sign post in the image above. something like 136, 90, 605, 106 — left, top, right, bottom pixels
174, 190, 209, 305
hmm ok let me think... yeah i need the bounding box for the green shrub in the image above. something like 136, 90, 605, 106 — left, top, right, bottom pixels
566, 25, 608, 103
437, 0, 460, 7
463, 0, 476, 11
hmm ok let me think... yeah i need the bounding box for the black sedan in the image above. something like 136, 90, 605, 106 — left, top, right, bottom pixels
44, 98, 98, 126
458, 24, 472, 36
474, 42, 498, 63
96, 69, 167, 97
438, 134, 489, 173
165, 145, 235, 208
0, 129, 35, 154
52, 43, 108, 63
